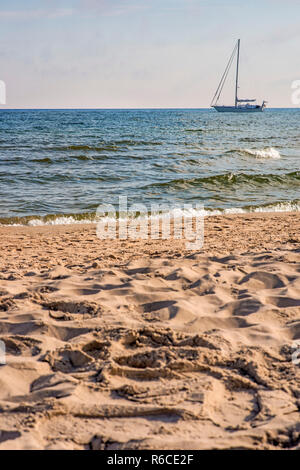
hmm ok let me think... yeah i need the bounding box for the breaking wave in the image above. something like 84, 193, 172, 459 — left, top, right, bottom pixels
1, 200, 300, 226
240, 147, 281, 159
145, 171, 300, 190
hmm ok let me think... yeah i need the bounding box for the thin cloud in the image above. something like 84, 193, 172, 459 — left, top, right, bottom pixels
0, 8, 73, 20
78, 0, 147, 16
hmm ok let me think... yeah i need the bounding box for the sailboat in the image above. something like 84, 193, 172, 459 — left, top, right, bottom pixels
211, 39, 267, 113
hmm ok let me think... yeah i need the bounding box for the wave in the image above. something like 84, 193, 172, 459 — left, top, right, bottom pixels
0, 212, 98, 227
51, 144, 119, 152
32, 157, 53, 163
242, 147, 281, 159
185, 129, 206, 133
144, 171, 300, 190
43, 140, 162, 152
1, 200, 300, 226
226, 147, 281, 159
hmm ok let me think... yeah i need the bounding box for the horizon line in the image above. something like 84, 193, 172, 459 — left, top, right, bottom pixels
0, 106, 297, 111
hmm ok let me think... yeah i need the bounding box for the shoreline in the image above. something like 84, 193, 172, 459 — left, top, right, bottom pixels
1, 205, 300, 228
0, 211, 299, 265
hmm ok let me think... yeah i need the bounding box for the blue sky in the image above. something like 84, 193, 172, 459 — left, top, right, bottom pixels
0, 0, 299, 108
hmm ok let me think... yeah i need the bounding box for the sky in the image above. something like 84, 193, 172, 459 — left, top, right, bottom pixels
0, 0, 299, 108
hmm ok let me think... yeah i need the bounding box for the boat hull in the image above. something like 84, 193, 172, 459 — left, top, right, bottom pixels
213, 105, 264, 113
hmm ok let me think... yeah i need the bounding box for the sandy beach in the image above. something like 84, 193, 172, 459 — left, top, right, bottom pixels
0, 212, 299, 450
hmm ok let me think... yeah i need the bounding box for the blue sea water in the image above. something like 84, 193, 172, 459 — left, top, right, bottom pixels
0, 108, 299, 225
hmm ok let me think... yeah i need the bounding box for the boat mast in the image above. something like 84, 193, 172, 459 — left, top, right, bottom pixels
235, 39, 240, 107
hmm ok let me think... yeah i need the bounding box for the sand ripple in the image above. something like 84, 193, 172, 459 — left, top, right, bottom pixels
0, 214, 300, 449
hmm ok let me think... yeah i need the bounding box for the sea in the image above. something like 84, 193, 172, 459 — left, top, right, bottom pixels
0, 108, 299, 226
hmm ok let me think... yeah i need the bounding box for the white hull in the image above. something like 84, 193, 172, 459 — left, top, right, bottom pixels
213, 105, 264, 113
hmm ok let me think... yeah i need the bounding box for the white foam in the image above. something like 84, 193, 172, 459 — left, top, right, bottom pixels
27, 216, 95, 226
243, 147, 281, 159
253, 201, 300, 213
